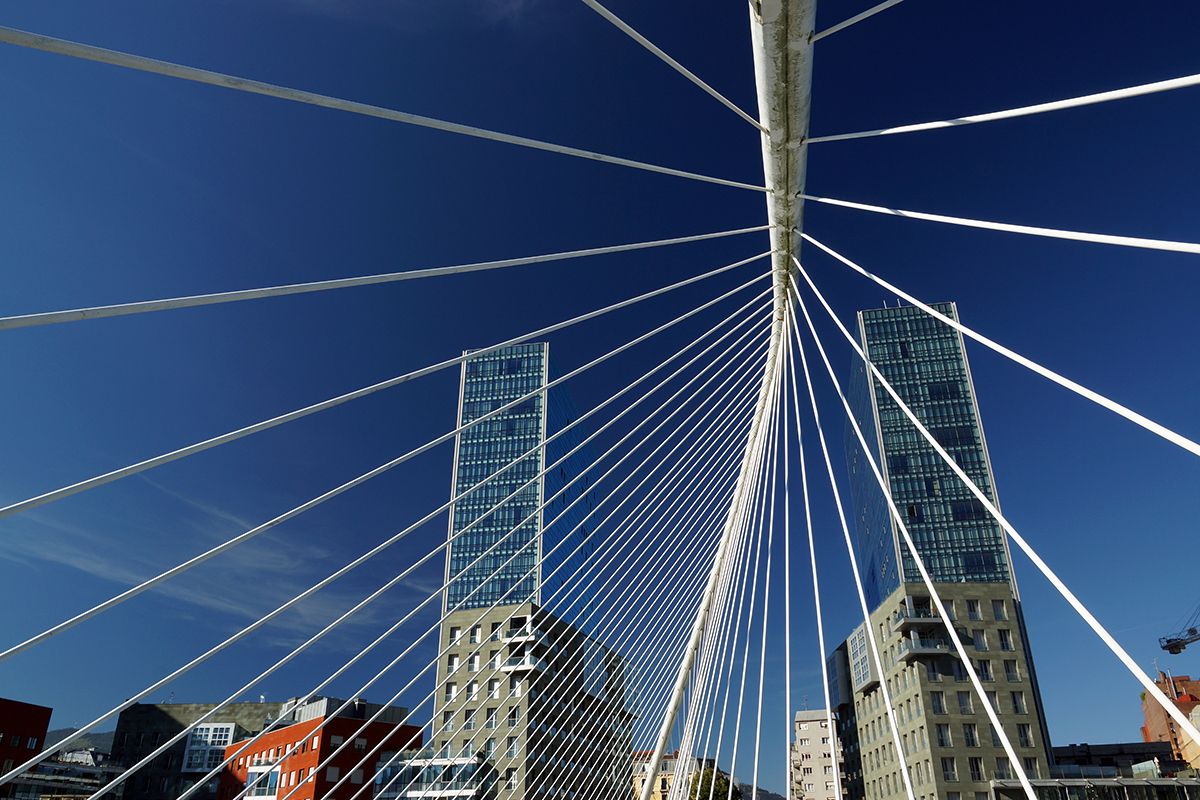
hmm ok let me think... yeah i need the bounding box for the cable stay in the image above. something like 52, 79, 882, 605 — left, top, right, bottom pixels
0, 270, 770, 663
0, 252, 768, 521
575, 0, 767, 133
801, 194, 1200, 255
811, 0, 906, 42
0, 26, 767, 193
808, 68, 1200, 143
0, 226, 769, 331
37, 306, 771, 798
800, 233, 1200, 458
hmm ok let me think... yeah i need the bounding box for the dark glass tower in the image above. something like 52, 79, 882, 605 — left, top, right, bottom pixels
445, 343, 548, 612
847, 302, 1012, 606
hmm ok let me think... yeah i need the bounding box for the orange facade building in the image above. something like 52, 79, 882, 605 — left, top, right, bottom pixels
219, 702, 421, 800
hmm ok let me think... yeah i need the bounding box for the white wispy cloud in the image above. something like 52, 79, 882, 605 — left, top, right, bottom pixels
1, 479, 443, 648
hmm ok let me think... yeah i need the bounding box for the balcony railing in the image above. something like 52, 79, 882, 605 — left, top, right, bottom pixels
500, 654, 547, 672
891, 607, 941, 632
898, 637, 953, 661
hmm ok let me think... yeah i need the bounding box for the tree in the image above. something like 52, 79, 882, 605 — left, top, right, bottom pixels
689, 768, 742, 800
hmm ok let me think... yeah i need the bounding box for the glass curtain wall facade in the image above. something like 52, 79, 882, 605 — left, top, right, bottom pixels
847, 302, 1013, 605
445, 343, 548, 612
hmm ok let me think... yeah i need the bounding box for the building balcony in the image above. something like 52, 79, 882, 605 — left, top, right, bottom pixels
898, 637, 955, 661
500, 655, 548, 672
890, 608, 943, 633
502, 625, 546, 645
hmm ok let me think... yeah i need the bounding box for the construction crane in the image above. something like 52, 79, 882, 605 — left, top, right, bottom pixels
1160, 601, 1200, 654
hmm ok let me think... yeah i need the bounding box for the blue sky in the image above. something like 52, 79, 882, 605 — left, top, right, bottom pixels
1, 0, 1199, 794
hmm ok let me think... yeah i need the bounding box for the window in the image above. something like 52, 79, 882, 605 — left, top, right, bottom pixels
508, 707, 520, 727
506, 737, 518, 757
948, 793, 961, 800
999, 629, 1014, 651
510, 676, 521, 697
936, 725, 952, 747
941, 757, 957, 782
992, 600, 1008, 620
957, 692, 973, 714
906, 503, 924, 522
490, 622, 502, 641
1004, 660, 1020, 682
445, 682, 457, 702
1011, 691, 1027, 714
489, 678, 500, 699
966, 600, 981, 621
330, 735, 344, 746
462, 740, 474, 757
931, 692, 946, 714
467, 680, 478, 700
470, 625, 481, 644
968, 757, 984, 782
354, 737, 367, 751
447, 654, 460, 672
486, 708, 497, 729
25, 738, 37, 750
951, 500, 988, 521
976, 660, 993, 681
1023, 757, 1039, 778
443, 710, 455, 733
485, 738, 496, 757
995, 757, 1012, 780
1017, 724, 1032, 748
989, 725, 1003, 747
448, 626, 460, 644
962, 724, 978, 748
326, 767, 340, 782
972, 630, 987, 651
464, 710, 476, 731
468, 654, 479, 673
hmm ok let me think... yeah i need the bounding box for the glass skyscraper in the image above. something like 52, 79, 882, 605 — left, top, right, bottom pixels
847, 302, 1013, 606
831, 302, 1053, 800
445, 342, 548, 612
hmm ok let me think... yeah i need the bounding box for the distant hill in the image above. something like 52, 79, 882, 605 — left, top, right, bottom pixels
737, 784, 786, 800
44, 728, 115, 754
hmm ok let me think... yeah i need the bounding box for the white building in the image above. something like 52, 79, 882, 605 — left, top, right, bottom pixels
790, 710, 841, 800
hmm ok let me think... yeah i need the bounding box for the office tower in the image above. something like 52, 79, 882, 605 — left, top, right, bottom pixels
830, 302, 1051, 800
391, 343, 629, 800
789, 711, 842, 800
444, 343, 549, 612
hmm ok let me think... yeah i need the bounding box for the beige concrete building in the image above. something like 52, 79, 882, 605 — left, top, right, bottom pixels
790, 710, 841, 800
1182, 707, 1200, 769
631, 751, 720, 800
829, 582, 1050, 800
426, 602, 630, 798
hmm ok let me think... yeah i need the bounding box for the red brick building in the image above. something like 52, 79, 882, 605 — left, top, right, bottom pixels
219, 706, 420, 800
0, 697, 53, 797
1141, 671, 1200, 761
